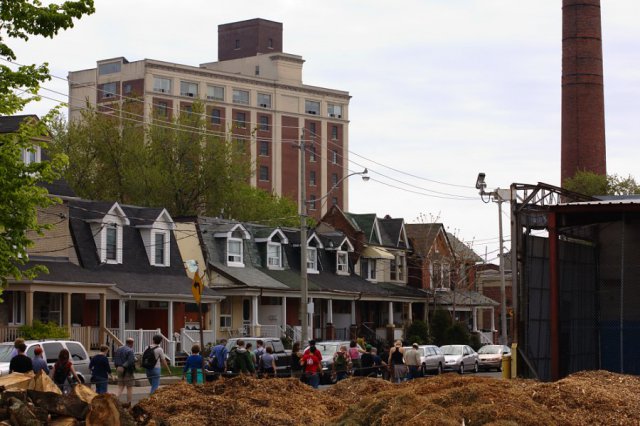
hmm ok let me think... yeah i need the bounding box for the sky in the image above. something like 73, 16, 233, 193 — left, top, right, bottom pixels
9, 0, 640, 262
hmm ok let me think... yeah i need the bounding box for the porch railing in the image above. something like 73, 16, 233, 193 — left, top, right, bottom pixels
179, 329, 216, 352
0, 326, 20, 343
259, 325, 285, 338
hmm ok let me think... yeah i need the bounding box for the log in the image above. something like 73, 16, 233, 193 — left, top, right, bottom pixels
86, 393, 136, 426
31, 370, 61, 394
1, 389, 26, 405
0, 408, 8, 421
26, 390, 88, 419
7, 397, 41, 426
72, 383, 97, 404
48, 418, 79, 426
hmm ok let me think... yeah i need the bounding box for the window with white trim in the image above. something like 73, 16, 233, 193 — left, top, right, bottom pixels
9, 292, 24, 325
227, 238, 244, 267
153, 77, 171, 94
306, 247, 318, 272
361, 258, 376, 281
390, 254, 405, 282
153, 231, 169, 266
328, 103, 342, 118
106, 225, 117, 261
233, 89, 249, 104
267, 242, 282, 269
22, 146, 40, 165
305, 100, 320, 115
337, 251, 348, 275
219, 299, 232, 328
258, 93, 271, 108
207, 85, 224, 101
102, 82, 117, 99
180, 81, 198, 98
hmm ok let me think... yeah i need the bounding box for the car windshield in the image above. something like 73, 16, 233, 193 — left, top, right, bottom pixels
314, 343, 342, 356
478, 345, 502, 354
440, 345, 463, 355
0, 344, 14, 362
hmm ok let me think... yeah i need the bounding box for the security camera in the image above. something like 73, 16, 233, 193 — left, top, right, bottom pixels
475, 173, 486, 191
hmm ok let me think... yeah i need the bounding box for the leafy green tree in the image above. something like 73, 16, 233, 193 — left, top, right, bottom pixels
563, 170, 640, 196
0, 0, 94, 288
444, 321, 471, 346
406, 319, 431, 345
430, 309, 452, 346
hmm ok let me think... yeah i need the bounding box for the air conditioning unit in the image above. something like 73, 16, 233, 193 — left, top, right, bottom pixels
260, 103, 268, 108
104, 93, 114, 98
187, 93, 194, 97
337, 115, 342, 118
157, 88, 166, 93
307, 111, 317, 115
329, 113, 335, 117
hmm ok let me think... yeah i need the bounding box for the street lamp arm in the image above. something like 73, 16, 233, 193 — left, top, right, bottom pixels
306, 168, 369, 203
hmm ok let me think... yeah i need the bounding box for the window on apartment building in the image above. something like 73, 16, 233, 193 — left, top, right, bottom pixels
307, 247, 318, 272
328, 103, 342, 118
257, 93, 271, 108
219, 299, 232, 328
207, 85, 224, 101
102, 82, 117, 99
259, 140, 269, 156
309, 146, 316, 162
332, 150, 339, 164
308, 122, 316, 136
337, 251, 348, 275
180, 81, 198, 98
182, 104, 193, 116
305, 100, 320, 115
98, 61, 121, 75
361, 258, 376, 281
153, 77, 171, 94
124, 84, 132, 95
235, 39, 240, 49
156, 101, 168, 118
255, 66, 260, 76
268, 38, 273, 48
309, 195, 317, 210
332, 197, 338, 206
227, 238, 243, 267
259, 165, 269, 181
106, 225, 117, 261
267, 242, 282, 269
154, 232, 167, 266
259, 115, 269, 131
331, 173, 338, 186
331, 125, 338, 140
309, 171, 316, 186
211, 108, 221, 125
235, 111, 246, 128
233, 89, 249, 105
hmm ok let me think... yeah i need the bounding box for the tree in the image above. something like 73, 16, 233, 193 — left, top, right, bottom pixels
0, 0, 95, 287
563, 170, 640, 196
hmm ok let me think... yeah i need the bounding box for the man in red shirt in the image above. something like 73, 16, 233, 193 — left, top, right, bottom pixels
300, 340, 321, 388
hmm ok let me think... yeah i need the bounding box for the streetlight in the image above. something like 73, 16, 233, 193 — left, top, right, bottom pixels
476, 173, 511, 345
298, 129, 369, 346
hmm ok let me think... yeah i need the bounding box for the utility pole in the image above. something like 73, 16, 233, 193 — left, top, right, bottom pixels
299, 129, 309, 346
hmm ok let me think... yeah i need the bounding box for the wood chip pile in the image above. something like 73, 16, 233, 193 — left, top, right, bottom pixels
134, 370, 640, 426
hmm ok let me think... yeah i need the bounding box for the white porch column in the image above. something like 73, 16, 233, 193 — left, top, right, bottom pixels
350, 300, 356, 325
491, 307, 496, 331
99, 293, 106, 344
407, 302, 413, 323
168, 301, 174, 338
309, 298, 314, 338
327, 299, 334, 324
209, 302, 216, 331
472, 307, 478, 332
281, 297, 287, 334
251, 295, 259, 326
388, 301, 394, 326
118, 299, 126, 344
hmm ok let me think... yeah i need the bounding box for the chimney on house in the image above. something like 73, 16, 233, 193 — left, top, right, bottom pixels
561, 0, 607, 185
218, 18, 283, 62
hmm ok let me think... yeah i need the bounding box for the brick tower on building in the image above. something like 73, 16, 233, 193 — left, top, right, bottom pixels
561, 0, 607, 185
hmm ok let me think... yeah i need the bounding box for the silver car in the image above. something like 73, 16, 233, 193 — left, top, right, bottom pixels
417, 345, 445, 375
477, 344, 511, 371
0, 340, 91, 382
440, 344, 479, 374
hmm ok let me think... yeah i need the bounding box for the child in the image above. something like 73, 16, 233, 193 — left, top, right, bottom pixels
182, 344, 204, 384
89, 345, 112, 394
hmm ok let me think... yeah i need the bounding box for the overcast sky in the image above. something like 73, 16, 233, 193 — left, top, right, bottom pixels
11, 0, 640, 261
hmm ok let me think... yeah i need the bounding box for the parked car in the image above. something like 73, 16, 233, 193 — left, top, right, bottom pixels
477, 344, 511, 371
306, 341, 362, 384
0, 340, 91, 382
440, 344, 479, 374
225, 337, 291, 376
403, 345, 444, 375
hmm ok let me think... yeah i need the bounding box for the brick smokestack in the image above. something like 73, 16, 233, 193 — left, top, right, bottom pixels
561, 0, 607, 185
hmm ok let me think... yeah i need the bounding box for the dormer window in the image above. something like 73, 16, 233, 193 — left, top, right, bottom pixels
337, 251, 348, 275
227, 238, 243, 267
106, 225, 117, 261
390, 254, 406, 282
267, 242, 282, 269
307, 247, 318, 273
361, 258, 376, 281
152, 231, 170, 266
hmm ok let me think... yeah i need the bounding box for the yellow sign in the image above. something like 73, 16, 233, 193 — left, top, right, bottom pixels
191, 273, 203, 304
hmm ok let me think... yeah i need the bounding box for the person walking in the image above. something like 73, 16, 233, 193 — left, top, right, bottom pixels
232, 340, 256, 376
348, 340, 365, 376
114, 337, 136, 405
31, 346, 49, 375
290, 342, 303, 379
143, 334, 170, 395
259, 346, 277, 378
182, 344, 204, 384
404, 343, 422, 380
208, 339, 229, 379
9, 342, 32, 373
50, 349, 80, 393
89, 345, 112, 394
332, 345, 351, 382
300, 341, 322, 389
388, 340, 406, 383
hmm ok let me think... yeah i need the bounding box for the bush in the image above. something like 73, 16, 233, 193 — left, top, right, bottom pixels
469, 332, 482, 351
431, 309, 452, 346
18, 320, 69, 340
405, 320, 430, 345
444, 321, 471, 346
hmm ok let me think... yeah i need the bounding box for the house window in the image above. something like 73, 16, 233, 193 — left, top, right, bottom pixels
227, 238, 243, 266
156, 101, 168, 118
331, 125, 338, 140
267, 242, 282, 269
331, 173, 338, 186
443, 263, 450, 288
153, 77, 171, 94
22, 146, 40, 165
236, 112, 246, 128
305, 100, 320, 115
307, 247, 318, 272
361, 258, 376, 281
432, 262, 442, 288
106, 225, 117, 261
259, 115, 269, 131
9, 292, 25, 325
211, 108, 221, 125
259, 140, 269, 156
309, 171, 316, 186
337, 251, 348, 275
332, 150, 338, 164
154, 232, 167, 266
98, 61, 120, 75
219, 299, 232, 328
233, 89, 249, 105
391, 255, 404, 281
258, 93, 271, 108
102, 82, 117, 99
259, 165, 269, 181
180, 81, 198, 98
309, 146, 316, 162
207, 85, 224, 101
397, 254, 405, 281
309, 195, 317, 210
328, 103, 342, 118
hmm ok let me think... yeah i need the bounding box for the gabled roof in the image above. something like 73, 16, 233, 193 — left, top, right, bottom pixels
378, 216, 409, 249
433, 289, 499, 307
446, 232, 483, 263
317, 231, 354, 252
0, 115, 39, 133
344, 212, 380, 244
406, 223, 452, 257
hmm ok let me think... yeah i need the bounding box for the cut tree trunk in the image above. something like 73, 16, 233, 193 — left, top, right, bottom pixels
86, 394, 136, 426
26, 390, 88, 419
7, 397, 41, 426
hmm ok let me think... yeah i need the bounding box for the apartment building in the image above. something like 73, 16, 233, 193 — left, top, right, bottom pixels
67, 18, 351, 220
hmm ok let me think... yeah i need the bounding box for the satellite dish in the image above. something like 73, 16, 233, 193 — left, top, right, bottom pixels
186, 259, 199, 273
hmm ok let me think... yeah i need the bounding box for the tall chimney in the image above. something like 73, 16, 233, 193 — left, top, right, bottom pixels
561, 0, 607, 185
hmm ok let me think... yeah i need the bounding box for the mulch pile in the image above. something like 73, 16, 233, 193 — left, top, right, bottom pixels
134, 371, 640, 425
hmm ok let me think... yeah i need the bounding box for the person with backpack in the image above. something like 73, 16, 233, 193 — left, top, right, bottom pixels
332, 345, 351, 382
142, 334, 170, 394
50, 349, 80, 394
230, 340, 255, 376
208, 339, 229, 379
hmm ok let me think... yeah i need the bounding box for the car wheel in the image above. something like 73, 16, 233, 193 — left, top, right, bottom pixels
421, 364, 426, 376
473, 362, 479, 373
437, 363, 443, 375
458, 363, 464, 374
497, 365, 502, 372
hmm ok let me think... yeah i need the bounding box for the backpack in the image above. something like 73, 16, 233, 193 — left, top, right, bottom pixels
53, 362, 70, 384
227, 347, 238, 372
141, 345, 158, 369
334, 352, 347, 371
